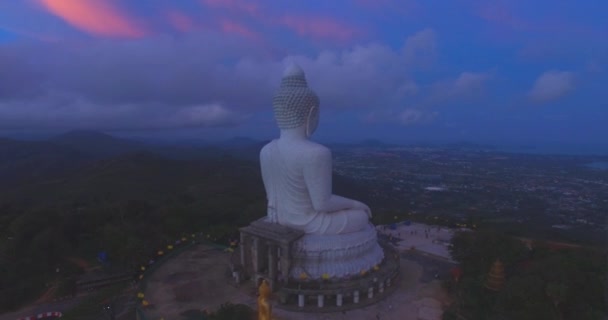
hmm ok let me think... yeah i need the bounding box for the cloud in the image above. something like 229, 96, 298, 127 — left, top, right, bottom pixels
200, 0, 260, 16
427, 71, 491, 104
398, 109, 438, 126
276, 15, 362, 43
166, 11, 197, 33
586, 60, 603, 74
402, 28, 437, 67
0, 28, 436, 130
528, 70, 575, 102
36, 0, 146, 38
451, 72, 491, 95
364, 107, 437, 126
218, 19, 262, 42
0, 92, 245, 130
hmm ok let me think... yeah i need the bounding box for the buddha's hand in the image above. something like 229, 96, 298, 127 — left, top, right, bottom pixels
353, 200, 372, 218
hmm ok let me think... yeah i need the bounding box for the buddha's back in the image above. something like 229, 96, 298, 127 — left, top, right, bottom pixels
260, 139, 326, 232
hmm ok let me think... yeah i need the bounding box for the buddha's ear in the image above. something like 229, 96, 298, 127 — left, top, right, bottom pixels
306, 105, 319, 137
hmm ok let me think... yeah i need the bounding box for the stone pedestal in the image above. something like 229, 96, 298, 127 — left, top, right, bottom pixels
269, 240, 401, 312
239, 219, 304, 292
290, 223, 384, 279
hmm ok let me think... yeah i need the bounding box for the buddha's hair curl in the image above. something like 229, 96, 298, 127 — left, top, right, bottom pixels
272, 71, 320, 129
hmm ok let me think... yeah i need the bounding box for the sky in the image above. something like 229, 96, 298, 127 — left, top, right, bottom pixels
0, 0, 606, 146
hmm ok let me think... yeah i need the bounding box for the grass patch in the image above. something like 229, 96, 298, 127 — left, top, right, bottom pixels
61, 283, 127, 320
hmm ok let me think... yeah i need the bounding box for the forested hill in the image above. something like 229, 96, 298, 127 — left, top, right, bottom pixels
0, 133, 370, 312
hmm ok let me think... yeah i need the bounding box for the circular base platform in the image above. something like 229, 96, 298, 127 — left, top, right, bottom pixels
276, 241, 400, 312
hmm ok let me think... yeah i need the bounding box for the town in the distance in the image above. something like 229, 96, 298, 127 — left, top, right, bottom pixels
331, 141, 607, 245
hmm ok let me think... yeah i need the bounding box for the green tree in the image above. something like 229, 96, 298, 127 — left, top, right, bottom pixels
207, 303, 254, 320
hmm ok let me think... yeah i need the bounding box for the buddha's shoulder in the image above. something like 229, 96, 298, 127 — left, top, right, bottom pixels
304, 141, 330, 153
261, 140, 331, 158
260, 140, 275, 153
300, 142, 331, 160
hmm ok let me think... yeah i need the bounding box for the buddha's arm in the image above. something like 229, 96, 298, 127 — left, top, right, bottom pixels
260, 145, 278, 221
260, 146, 272, 202
303, 148, 359, 213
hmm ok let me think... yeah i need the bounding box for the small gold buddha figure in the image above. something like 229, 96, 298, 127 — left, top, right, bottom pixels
257, 279, 272, 320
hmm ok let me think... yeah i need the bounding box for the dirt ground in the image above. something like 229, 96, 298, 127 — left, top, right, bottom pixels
142, 244, 451, 320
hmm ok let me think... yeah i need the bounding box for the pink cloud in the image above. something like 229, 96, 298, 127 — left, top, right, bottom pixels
476, 1, 603, 40
477, 3, 528, 31
36, 0, 146, 38
200, 0, 260, 16
167, 10, 197, 33
355, 0, 394, 8
354, 0, 420, 13
277, 15, 362, 43
219, 19, 261, 42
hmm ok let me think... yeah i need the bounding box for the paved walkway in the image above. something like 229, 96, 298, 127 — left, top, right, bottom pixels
142, 244, 450, 320
377, 222, 461, 263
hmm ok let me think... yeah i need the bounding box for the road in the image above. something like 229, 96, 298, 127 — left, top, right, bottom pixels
0, 296, 84, 320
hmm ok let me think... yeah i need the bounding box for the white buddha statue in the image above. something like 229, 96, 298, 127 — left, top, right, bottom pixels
260, 63, 371, 235
259, 63, 384, 279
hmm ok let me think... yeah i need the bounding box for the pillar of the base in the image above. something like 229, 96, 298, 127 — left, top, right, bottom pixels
298, 294, 305, 307
252, 237, 260, 273
267, 243, 276, 288
379, 282, 384, 293
317, 294, 324, 308
368, 287, 374, 299
239, 233, 246, 266
280, 245, 291, 281
353, 290, 360, 304
336, 294, 343, 307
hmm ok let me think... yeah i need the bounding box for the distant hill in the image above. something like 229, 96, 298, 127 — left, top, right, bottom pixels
50, 130, 147, 158
0, 131, 365, 195
0, 150, 261, 206
219, 136, 262, 148
0, 137, 90, 186
221, 139, 269, 162
328, 139, 400, 149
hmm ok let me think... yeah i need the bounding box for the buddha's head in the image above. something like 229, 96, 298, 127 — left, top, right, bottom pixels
272, 63, 320, 137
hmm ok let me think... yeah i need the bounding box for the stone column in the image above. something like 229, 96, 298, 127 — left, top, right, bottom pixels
317, 294, 324, 308
280, 244, 291, 280
298, 294, 305, 307
267, 242, 276, 289
336, 293, 343, 307
353, 290, 360, 304
379, 281, 384, 293
239, 233, 247, 267
368, 287, 374, 299
252, 237, 260, 273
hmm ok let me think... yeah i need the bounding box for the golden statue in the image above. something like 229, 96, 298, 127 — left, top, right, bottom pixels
257, 279, 272, 320
484, 259, 505, 291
